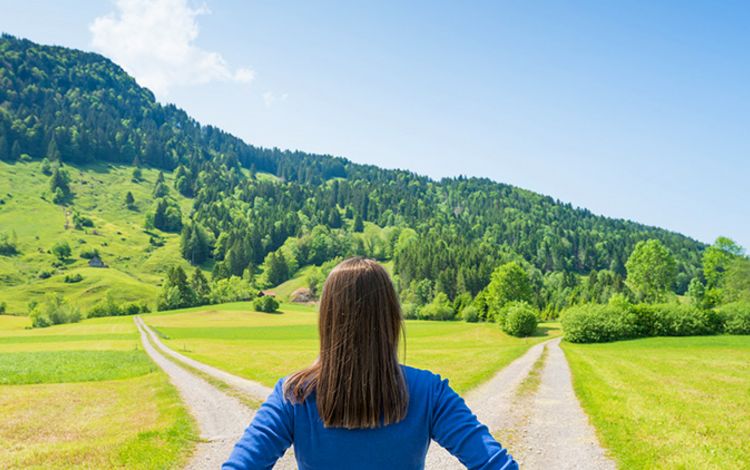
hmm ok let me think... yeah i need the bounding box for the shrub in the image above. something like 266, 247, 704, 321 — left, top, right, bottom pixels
38, 269, 53, 279
30, 294, 81, 328
561, 303, 639, 343
51, 241, 72, 260
0, 233, 19, 256
500, 301, 538, 337
419, 293, 455, 321
88, 294, 150, 318
63, 273, 84, 283
209, 276, 253, 304
562, 302, 724, 343
0, 301, 6, 314
253, 295, 279, 313
632, 303, 720, 337
717, 302, 750, 334
79, 248, 100, 259
72, 212, 94, 229
401, 302, 418, 320
460, 305, 479, 323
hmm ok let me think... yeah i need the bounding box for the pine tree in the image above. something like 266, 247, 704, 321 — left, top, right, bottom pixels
10, 140, 21, 161
0, 134, 9, 161
157, 266, 197, 310
265, 252, 290, 286
327, 208, 342, 229
125, 191, 135, 209
47, 137, 61, 161
190, 267, 211, 305
353, 214, 364, 232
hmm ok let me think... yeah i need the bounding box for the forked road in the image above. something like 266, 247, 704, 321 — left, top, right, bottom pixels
135, 317, 613, 469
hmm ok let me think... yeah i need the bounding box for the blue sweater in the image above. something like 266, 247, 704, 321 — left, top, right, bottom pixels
223, 365, 518, 470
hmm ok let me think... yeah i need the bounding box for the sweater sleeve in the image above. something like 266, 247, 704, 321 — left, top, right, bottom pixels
430, 375, 518, 470
222, 378, 294, 470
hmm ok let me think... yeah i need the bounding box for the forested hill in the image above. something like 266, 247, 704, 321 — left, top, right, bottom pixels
0, 34, 706, 313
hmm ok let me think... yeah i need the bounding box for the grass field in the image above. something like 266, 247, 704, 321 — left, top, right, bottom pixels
0, 160, 196, 313
144, 302, 561, 393
564, 336, 750, 469
0, 314, 196, 469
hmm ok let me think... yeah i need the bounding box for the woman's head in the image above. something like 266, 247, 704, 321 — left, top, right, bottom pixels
284, 257, 408, 429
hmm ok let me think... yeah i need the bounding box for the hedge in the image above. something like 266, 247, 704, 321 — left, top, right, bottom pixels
561, 302, 744, 343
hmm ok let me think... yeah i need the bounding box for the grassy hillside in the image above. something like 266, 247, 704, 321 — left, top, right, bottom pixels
0, 160, 198, 313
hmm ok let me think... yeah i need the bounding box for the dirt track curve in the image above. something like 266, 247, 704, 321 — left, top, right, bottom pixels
134, 317, 296, 469
136, 317, 614, 469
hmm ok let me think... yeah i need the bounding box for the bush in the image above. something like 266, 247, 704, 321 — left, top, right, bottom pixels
38, 269, 54, 279
30, 294, 81, 328
401, 302, 418, 320
209, 276, 254, 304
253, 295, 279, 313
72, 212, 94, 229
63, 273, 84, 283
632, 303, 720, 337
499, 301, 538, 337
460, 305, 479, 323
0, 233, 19, 256
0, 301, 6, 314
717, 302, 750, 334
419, 293, 455, 321
79, 248, 100, 259
88, 294, 150, 318
561, 304, 639, 343
51, 240, 72, 260
562, 302, 724, 343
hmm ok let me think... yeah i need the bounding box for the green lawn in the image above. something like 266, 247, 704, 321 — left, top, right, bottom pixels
0, 350, 155, 384
144, 302, 560, 393
0, 314, 196, 469
563, 336, 750, 469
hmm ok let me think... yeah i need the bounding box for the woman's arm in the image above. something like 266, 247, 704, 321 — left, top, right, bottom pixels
430, 376, 518, 470
222, 379, 293, 470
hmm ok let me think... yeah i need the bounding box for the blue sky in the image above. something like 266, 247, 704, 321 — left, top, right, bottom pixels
1, 0, 748, 249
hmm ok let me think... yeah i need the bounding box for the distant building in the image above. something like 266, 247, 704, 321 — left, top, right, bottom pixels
259, 290, 276, 297
88, 255, 107, 268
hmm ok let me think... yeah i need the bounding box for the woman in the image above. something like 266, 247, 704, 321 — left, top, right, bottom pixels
223, 257, 517, 470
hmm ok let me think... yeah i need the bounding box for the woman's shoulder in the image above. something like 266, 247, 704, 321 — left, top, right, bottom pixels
400, 364, 447, 391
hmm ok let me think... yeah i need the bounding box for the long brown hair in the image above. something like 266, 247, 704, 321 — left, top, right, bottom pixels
283, 257, 408, 429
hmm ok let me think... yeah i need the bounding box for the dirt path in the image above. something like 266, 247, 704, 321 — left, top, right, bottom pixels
137, 317, 273, 401
134, 318, 295, 469
423, 340, 550, 468
512, 338, 615, 469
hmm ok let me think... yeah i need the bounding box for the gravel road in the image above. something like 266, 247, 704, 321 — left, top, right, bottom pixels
424, 340, 551, 469
511, 338, 615, 469
134, 317, 296, 469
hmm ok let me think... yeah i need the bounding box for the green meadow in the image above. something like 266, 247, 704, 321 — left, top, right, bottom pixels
0, 315, 196, 469
564, 336, 750, 469
143, 302, 561, 393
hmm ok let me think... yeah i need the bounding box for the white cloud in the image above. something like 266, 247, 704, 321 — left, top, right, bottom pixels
90, 0, 254, 97
262, 91, 288, 108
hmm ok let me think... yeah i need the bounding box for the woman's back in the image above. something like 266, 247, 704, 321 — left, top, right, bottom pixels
223, 258, 517, 469
224, 365, 516, 470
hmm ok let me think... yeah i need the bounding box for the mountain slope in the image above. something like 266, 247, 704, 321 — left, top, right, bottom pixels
0, 34, 706, 313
